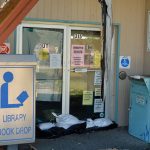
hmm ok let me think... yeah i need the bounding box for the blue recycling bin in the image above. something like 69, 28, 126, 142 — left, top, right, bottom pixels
129, 76, 150, 143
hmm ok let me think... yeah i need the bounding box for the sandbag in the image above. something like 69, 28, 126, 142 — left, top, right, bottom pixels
93, 118, 113, 127
86, 118, 95, 128
38, 122, 55, 130
52, 113, 84, 129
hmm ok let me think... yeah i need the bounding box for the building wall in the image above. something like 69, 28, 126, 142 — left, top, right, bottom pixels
26, 0, 101, 22
112, 0, 145, 126
144, 0, 150, 74
3, 0, 145, 126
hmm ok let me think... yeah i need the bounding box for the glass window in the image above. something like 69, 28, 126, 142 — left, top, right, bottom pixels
70, 29, 103, 119
22, 27, 64, 122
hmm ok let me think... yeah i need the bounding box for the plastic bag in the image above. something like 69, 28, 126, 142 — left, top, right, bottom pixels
38, 122, 55, 130
93, 118, 113, 127
86, 118, 95, 128
52, 113, 84, 129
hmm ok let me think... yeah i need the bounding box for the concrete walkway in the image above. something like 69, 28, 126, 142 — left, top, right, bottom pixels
18, 127, 150, 150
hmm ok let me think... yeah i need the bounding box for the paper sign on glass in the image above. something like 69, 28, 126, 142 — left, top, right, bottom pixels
94, 70, 102, 85
95, 88, 101, 97
71, 45, 85, 67
75, 68, 87, 73
82, 91, 93, 105
50, 54, 61, 69
94, 51, 100, 68
94, 99, 104, 113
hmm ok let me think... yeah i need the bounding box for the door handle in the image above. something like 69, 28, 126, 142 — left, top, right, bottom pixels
128, 106, 132, 111
119, 71, 127, 80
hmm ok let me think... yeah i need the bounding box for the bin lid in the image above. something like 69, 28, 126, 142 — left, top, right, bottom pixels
129, 75, 150, 95
0, 54, 37, 65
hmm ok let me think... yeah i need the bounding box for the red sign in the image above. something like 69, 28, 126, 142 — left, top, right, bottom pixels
0, 43, 10, 54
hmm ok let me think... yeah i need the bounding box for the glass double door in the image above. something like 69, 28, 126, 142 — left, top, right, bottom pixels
17, 23, 102, 122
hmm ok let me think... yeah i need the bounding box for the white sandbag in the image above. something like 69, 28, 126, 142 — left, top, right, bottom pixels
93, 118, 113, 127
38, 122, 55, 130
86, 118, 95, 128
52, 113, 84, 129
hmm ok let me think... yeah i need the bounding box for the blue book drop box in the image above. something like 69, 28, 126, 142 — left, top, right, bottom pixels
129, 76, 150, 143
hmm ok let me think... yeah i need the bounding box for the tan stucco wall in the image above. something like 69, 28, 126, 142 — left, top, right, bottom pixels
113, 0, 145, 126
144, 0, 150, 75
26, 0, 101, 22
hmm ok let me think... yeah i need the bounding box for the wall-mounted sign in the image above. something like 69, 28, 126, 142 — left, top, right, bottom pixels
0, 43, 10, 54
71, 45, 85, 67
119, 56, 131, 69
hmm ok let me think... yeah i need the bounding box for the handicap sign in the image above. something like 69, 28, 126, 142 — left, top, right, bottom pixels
0, 66, 35, 145
119, 56, 131, 69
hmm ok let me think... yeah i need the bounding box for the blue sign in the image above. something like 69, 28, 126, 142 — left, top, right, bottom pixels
120, 56, 131, 69
121, 57, 129, 67
0, 72, 29, 108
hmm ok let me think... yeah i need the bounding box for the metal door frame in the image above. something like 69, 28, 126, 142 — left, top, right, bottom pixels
66, 26, 102, 114
16, 22, 67, 114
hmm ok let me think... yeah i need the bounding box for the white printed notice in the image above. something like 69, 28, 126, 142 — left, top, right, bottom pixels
50, 54, 61, 69
94, 99, 104, 113
95, 88, 101, 97
71, 45, 85, 67
94, 70, 102, 85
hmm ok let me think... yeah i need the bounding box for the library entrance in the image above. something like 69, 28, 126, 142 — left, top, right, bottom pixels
17, 22, 102, 122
